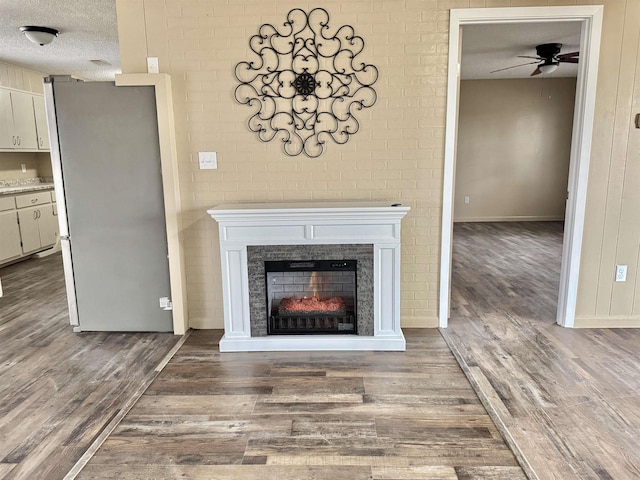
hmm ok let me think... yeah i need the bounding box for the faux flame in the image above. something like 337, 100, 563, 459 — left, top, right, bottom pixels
308, 271, 324, 298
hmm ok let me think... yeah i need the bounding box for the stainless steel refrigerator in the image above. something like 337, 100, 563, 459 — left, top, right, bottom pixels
44, 77, 173, 332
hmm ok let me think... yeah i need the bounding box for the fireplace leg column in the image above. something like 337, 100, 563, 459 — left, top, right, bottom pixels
375, 244, 403, 338
220, 246, 251, 339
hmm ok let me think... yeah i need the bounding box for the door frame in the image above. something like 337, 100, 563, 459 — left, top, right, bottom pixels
116, 73, 188, 335
439, 6, 603, 328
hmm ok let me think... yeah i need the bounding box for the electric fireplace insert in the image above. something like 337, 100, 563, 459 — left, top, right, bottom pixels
265, 259, 357, 335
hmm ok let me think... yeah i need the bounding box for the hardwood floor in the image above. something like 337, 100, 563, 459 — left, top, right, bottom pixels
0, 253, 181, 480
77, 329, 526, 479
443, 222, 640, 480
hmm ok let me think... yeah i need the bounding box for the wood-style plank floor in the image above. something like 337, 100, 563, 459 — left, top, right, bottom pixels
77, 329, 526, 479
443, 222, 640, 480
0, 253, 181, 479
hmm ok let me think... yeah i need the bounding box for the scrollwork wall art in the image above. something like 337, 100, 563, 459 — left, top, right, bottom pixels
233, 8, 379, 158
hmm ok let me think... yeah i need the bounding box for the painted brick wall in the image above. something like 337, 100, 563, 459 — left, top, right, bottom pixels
116, 0, 640, 329
118, 0, 447, 329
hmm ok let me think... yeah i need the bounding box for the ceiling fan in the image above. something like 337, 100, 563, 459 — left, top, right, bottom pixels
491, 43, 579, 76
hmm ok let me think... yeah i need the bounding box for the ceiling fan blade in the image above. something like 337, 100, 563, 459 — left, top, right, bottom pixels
491, 60, 541, 74
531, 67, 542, 77
558, 57, 579, 64
558, 51, 579, 58
517, 56, 543, 60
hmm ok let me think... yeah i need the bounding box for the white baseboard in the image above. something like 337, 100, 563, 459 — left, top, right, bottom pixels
454, 215, 565, 223
573, 316, 640, 328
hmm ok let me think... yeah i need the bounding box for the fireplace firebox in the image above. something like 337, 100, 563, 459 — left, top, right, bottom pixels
265, 260, 357, 335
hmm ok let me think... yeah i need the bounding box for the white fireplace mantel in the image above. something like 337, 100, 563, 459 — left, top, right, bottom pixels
207, 201, 410, 352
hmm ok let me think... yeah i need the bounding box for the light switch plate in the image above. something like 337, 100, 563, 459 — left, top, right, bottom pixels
198, 152, 218, 170
147, 57, 159, 73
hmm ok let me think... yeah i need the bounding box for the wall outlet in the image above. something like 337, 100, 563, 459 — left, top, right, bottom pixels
198, 152, 218, 170
159, 296, 172, 310
21, 164, 26, 173
615, 265, 627, 282
464, 196, 470, 204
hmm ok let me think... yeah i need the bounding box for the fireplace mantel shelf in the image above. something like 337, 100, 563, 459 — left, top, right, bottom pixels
208, 201, 410, 352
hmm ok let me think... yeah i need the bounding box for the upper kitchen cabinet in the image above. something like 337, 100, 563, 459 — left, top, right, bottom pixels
0, 90, 12, 149
0, 87, 48, 152
32, 96, 50, 150
10, 91, 38, 150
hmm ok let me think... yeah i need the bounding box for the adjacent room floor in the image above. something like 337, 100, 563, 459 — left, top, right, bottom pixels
0, 253, 180, 479
443, 222, 640, 479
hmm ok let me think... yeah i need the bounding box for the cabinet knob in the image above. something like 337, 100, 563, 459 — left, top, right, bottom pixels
12, 136, 16, 146
31, 198, 37, 203
16, 136, 21, 146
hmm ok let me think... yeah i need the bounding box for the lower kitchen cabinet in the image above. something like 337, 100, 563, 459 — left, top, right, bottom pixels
17, 205, 58, 254
0, 189, 59, 265
0, 210, 22, 263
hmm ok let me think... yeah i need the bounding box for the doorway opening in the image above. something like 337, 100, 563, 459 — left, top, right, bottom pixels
439, 6, 603, 328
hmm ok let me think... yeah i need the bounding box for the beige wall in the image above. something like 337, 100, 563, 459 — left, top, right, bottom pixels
0, 62, 51, 181
115, 0, 640, 329
454, 78, 575, 222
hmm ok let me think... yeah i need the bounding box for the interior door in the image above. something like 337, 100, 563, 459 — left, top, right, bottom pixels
53, 81, 172, 331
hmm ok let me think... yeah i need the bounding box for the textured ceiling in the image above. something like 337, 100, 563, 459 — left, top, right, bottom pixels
0, 0, 120, 81
0, 4, 581, 84
461, 22, 582, 80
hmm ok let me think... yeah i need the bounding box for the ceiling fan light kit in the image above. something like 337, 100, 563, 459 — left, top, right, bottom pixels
539, 63, 559, 75
19, 26, 59, 46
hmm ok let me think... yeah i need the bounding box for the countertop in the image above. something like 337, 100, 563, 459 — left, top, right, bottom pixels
0, 182, 55, 196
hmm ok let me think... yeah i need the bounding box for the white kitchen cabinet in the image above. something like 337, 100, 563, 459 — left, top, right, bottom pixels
17, 207, 42, 254
0, 90, 13, 149
17, 205, 58, 254
0, 210, 22, 263
0, 87, 47, 151
14, 190, 59, 255
33, 95, 50, 150
39, 205, 59, 246
9, 91, 38, 150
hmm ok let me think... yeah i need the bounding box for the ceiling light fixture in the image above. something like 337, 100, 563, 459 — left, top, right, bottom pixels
19, 26, 59, 46
539, 63, 559, 75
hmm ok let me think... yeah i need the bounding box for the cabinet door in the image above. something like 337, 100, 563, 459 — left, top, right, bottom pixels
0, 210, 22, 262
17, 207, 41, 253
0, 90, 13, 149
38, 205, 59, 247
33, 96, 50, 150
10, 91, 38, 150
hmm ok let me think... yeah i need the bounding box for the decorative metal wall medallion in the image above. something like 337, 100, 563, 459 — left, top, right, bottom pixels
234, 8, 379, 157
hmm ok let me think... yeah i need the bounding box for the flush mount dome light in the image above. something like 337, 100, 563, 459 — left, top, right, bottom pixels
19, 26, 59, 46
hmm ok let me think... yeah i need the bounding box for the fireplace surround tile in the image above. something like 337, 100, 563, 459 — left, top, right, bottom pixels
247, 244, 374, 337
